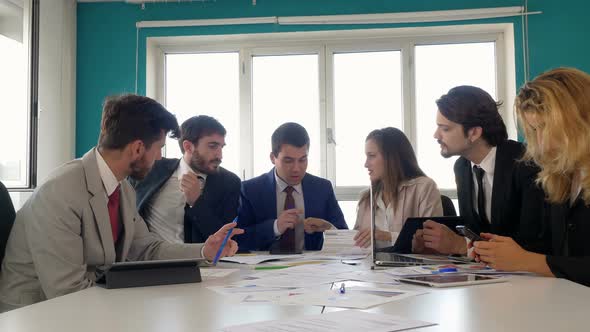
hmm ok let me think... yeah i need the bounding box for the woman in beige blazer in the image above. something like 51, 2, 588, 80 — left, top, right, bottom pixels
354, 127, 443, 249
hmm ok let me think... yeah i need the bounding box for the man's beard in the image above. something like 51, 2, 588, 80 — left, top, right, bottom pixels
190, 151, 221, 175
129, 157, 151, 180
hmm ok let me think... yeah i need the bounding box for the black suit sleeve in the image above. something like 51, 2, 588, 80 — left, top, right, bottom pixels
546, 256, 590, 287
184, 171, 241, 242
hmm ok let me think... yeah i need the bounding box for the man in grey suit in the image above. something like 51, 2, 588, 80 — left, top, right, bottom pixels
0, 95, 243, 312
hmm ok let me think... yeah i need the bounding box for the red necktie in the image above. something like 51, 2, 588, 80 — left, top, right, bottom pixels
108, 185, 121, 243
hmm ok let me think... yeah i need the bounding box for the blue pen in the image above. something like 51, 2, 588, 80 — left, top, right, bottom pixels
437, 267, 458, 273
339, 283, 346, 294
212, 221, 236, 265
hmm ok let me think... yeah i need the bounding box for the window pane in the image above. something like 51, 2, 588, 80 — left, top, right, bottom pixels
338, 200, 359, 230
165, 53, 240, 176
252, 54, 320, 177
0, 5, 29, 187
415, 43, 496, 190
333, 51, 402, 186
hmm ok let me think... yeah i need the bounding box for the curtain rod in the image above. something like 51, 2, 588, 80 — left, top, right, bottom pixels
136, 6, 541, 29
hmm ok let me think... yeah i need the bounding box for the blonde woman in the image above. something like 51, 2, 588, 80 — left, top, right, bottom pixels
474, 67, 590, 286
353, 127, 443, 249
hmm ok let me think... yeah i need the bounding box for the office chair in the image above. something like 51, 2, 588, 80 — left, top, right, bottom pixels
440, 195, 457, 216
0, 181, 16, 269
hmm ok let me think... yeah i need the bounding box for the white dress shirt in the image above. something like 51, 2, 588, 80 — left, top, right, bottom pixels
273, 171, 305, 236
471, 147, 496, 223
145, 157, 207, 243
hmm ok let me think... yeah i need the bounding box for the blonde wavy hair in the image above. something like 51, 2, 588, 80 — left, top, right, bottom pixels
515, 67, 590, 204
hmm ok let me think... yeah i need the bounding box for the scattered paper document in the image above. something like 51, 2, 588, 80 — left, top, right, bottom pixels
200, 268, 239, 279
341, 270, 400, 284
274, 262, 358, 276
278, 286, 424, 309
232, 273, 338, 288
220, 254, 304, 265
208, 284, 298, 295
219, 309, 436, 332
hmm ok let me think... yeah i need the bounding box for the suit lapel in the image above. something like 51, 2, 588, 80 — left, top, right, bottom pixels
301, 174, 311, 217
82, 149, 116, 264
457, 158, 474, 218
266, 169, 278, 219
491, 143, 513, 228
119, 182, 137, 260
138, 158, 180, 212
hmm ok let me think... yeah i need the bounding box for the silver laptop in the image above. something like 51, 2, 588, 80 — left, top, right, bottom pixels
369, 183, 450, 268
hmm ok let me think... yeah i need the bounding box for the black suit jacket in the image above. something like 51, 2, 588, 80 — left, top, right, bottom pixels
132, 158, 241, 243
543, 199, 590, 287
454, 140, 544, 249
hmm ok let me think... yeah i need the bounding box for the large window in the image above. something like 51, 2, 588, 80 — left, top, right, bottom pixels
165, 52, 240, 175
415, 42, 497, 191
160, 27, 512, 228
0, 0, 38, 189
252, 54, 320, 177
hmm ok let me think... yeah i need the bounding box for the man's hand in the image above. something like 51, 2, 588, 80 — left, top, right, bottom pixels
303, 218, 333, 234
422, 220, 467, 255
412, 229, 438, 254
202, 222, 244, 261
276, 209, 302, 234
179, 173, 202, 207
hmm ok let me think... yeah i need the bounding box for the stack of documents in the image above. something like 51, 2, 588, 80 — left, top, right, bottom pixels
310, 230, 370, 260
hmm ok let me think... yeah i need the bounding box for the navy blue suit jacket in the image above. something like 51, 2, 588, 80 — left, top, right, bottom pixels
131, 158, 241, 243
236, 169, 348, 251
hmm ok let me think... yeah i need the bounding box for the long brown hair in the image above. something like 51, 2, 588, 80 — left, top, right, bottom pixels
359, 127, 426, 208
516, 67, 590, 204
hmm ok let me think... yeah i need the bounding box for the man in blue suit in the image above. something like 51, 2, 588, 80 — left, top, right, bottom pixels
236, 122, 348, 252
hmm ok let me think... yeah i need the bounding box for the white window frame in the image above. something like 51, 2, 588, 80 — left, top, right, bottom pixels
146, 23, 517, 201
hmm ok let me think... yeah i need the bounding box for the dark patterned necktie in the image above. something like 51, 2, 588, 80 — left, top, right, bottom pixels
473, 165, 490, 224
280, 186, 296, 250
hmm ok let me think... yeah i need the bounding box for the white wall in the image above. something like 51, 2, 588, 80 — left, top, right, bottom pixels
10, 0, 77, 209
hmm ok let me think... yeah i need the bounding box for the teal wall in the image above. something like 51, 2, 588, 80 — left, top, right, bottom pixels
76, 0, 590, 157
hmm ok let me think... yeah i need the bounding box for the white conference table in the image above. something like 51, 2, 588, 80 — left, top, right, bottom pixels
0, 261, 588, 332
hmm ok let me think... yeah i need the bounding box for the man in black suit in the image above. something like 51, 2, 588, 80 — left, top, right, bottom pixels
133, 115, 241, 244
413, 85, 544, 255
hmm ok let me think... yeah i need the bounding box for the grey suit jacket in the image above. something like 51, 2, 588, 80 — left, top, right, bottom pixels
0, 149, 204, 310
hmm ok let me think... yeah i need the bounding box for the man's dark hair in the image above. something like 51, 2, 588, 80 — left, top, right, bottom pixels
98, 94, 179, 150
436, 85, 508, 146
178, 115, 226, 153
271, 122, 310, 156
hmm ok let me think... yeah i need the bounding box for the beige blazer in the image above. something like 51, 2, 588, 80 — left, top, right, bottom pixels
0, 149, 204, 310
354, 176, 443, 248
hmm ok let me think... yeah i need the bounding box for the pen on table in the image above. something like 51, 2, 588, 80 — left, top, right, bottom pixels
212, 228, 233, 265
436, 267, 458, 273
339, 283, 346, 294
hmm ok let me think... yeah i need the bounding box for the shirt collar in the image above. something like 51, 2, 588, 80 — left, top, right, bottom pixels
274, 169, 302, 194
471, 146, 497, 175
179, 156, 207, 181
95, 149, 121, 197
